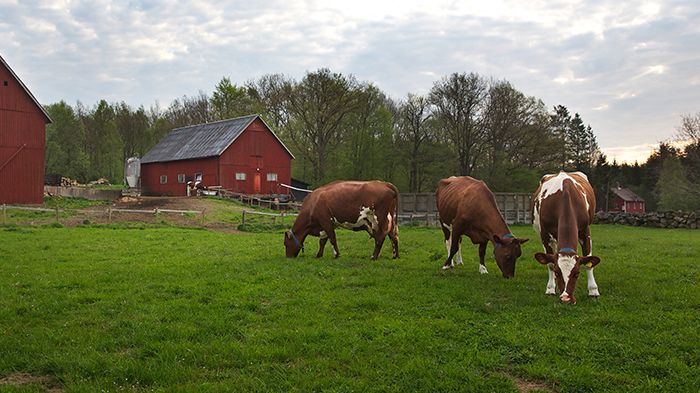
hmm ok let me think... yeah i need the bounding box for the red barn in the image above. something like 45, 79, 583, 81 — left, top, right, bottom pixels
140, 115, 294, 196
0, 54, 52, 204
610, 186, 645, 213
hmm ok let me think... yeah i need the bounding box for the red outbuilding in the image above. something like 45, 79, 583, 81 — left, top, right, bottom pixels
0, 54, 52, 204
140, 115, 294, 196
610, 186, 645, 213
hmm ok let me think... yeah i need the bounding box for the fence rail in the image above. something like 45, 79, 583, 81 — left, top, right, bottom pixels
398, 192, 532, 225
241, 210, 298, 226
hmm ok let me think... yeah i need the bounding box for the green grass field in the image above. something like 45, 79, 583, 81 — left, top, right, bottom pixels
0, 224, 698, 392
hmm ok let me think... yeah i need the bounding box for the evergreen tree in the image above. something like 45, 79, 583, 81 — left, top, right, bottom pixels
657, 155, 700, 211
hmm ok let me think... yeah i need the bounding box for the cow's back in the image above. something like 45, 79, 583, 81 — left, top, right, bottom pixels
533, 172, 595, 235
306, 180, 397, 223
436, 176, 495, 224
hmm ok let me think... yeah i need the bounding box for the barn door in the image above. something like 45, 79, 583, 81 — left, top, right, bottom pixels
253, 173, 261, 194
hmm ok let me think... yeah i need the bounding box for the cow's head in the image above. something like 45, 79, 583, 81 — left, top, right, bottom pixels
284, 230, 304, 257
493, 235, 529, 278
534, 251, 601, 304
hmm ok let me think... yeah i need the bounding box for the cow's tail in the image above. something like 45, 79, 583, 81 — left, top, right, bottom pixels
387, 182, 399, 238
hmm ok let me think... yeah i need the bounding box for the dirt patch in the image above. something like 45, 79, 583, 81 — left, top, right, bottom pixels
0, 372, 63, 392
511, 375, 553, 393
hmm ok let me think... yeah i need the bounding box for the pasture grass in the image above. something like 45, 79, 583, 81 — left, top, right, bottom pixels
0, 224, 697, 392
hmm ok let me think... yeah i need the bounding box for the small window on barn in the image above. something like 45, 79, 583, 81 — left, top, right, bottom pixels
267, 173, 278, 181
195, 172, 202, 182
3, 81, 8, 86
160, 175, 167, 184
235, 172, 246, 181
177, 174, 185, 183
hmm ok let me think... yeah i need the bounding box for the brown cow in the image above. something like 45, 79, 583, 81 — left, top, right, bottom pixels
284, 180, 399, 259
532, 171, 601, 304
436, 176, 529, 277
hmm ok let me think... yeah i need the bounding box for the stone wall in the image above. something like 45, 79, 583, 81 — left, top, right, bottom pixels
595, 210, 699, 229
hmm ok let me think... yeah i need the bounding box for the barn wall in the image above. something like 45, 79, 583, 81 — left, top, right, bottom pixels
141, 157, 218, 196
218, 118, 292, 195
0, 62, 47, 204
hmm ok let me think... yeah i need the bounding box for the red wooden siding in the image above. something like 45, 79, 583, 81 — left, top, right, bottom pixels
140, 157, 218, 196
612, 196, 645, 213
218, 118, 291, 195
140, 118, 292, 196
0, 60, 48, 204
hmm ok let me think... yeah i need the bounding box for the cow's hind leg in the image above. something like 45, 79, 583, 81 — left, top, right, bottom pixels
443, 224, 462, 270
317, 235, 328, 258
478, 241, 488, 274
388, 213, 399, 259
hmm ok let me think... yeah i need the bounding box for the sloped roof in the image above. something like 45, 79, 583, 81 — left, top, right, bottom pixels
141, 114, 294, 164
0, 54, 52, 123
611, 187, 645, 202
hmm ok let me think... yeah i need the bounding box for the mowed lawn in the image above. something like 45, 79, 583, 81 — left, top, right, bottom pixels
0, 224, 698, 392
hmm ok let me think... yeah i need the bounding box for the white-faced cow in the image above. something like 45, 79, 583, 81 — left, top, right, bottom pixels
532, 171, 601, 304
284, 180, 399, 260
436, 176, 529, 278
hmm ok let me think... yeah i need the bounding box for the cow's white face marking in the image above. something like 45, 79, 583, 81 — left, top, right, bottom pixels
558, 254, 576, 291
332, 206, 378, 232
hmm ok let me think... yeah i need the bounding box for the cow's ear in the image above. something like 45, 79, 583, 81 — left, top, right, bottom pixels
578, 256, 600, 268
516, 237, 529, 245
534, 253, 556, 265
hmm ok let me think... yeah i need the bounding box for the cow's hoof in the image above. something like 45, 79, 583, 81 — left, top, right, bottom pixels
479, 265, 488, 274
589, 289, 600, 297
545, 289, 556, 295
442, 265, 453, 270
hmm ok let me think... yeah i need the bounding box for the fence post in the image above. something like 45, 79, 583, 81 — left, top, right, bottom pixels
242, 210, 246, 225
55, 205, 59, 223
108, 207, 112, 223
2, 204, 5, 225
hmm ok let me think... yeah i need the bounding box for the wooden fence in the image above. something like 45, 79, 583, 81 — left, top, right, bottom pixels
398, 192, 532, 226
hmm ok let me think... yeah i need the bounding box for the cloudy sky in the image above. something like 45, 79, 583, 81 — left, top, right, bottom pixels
2, 0, 699, 163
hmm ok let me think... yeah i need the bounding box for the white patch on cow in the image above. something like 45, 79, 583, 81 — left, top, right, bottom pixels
537, 172, 589, 212
586, 266, 600, 297
546, 265, 556, 295
548, 235, 558, 253
319, 231, 328, 239
387, 213, 392, 230
479, 264, 488, 274
533, 204, 542, 236
558, 254, 577, 289
442, 223, 452, 231
332, 206, 378, 232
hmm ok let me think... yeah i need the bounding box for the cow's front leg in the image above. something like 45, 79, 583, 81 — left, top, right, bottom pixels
317, 234, 328, 258
478, 242, 488, 274
371, 234, 386, 260
546, 265, 556, 295
586, 266, 600, 297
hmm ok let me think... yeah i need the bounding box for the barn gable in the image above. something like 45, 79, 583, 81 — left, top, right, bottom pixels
141, 115, 293, 164
0, 54, 52, 123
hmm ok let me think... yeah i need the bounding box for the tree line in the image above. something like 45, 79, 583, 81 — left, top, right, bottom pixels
44, 69, 700, 211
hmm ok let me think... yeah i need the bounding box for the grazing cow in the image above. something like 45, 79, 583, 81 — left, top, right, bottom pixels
436, 176, 529, 278
532, 171, 601, 304
284, 180, 399, 260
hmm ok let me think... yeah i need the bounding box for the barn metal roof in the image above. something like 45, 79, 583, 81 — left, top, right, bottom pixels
141, 114, 294, 164
611, 187, 645, 202
0, 54, 52, 123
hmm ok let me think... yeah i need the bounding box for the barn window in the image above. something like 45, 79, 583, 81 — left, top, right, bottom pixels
235, 172, 246, 180
3, 81, 7, 86
267, 173, 278, 181
195, 172, 202, 182
160, 175, 167, 184
177, 174, 185, 183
